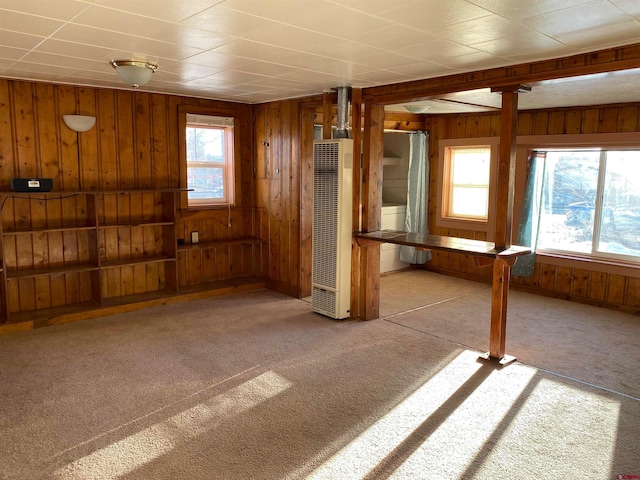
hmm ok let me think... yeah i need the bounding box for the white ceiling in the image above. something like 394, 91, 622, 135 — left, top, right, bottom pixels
1, 0, 640, 109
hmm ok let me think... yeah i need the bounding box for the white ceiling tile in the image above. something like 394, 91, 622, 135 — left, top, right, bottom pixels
8, 61, 78, 76
439, 51, 506, 70
522, 1, 634, 37
94, 0, 224, 23
157, 59, 223, 77
553, 18, 640, 48
0, 46, 29, 61
0, 0, 638, 105
0, 0, 90, 21
472, 31, 566, 57
392, 61, 457, 78
21, 51, 104, 69
0, 10, 64, 37
440, 14, 527, 45
380, 0, 493, 31
179, 5, 270, 37
309, 61, 377, 77
278, 68, 345, 84
34, 39, 122, 61
0, 30, 46, 50
222, 0, 329, 23
71, 5, 173, 40
51, 24, 202, 61
183, 50, 253, 70
154, 25, 234, 52
268, 50, 342, 70
351, 26, 437, 51
294, 6, 394, 39
203, 70, 271, 84
352, 51, 422, 69
323, 0, 398, 15
610, 0, 640, 18
352, 69, 413, 84
466, 0, 595, 21
235, 61, 297, 77
397, 39, 480, 62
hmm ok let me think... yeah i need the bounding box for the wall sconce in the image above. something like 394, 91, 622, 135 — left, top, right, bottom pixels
62, 114, 96, 132
404, 105, 430, 114
110, 60, 158, 88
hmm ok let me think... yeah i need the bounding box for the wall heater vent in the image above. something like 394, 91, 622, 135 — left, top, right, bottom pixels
312, 139, 353, 319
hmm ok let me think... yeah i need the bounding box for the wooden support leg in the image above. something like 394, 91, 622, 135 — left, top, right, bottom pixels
486, 258, 516, 364
359, 241, 380, 321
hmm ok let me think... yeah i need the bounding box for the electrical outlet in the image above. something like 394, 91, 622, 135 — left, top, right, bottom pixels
191, 231, 199, 244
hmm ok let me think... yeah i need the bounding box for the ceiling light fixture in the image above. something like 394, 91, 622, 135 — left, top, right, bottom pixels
110, 60, 158, 88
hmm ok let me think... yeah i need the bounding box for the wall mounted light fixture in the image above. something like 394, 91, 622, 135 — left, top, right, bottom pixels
404, 105, 430, 114
62, 114, 96, 132
110, 60, 158, 88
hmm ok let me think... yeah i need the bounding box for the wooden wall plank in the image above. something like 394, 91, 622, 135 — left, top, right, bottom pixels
77, 88, 99, 190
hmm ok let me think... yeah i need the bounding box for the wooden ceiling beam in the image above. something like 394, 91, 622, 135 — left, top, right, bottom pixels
363, 43, 640, 105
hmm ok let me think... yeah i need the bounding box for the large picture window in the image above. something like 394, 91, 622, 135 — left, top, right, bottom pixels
186, 114, 234, 206
533, 148, 640, 260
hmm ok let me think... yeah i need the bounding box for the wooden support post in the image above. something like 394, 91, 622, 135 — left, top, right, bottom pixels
358, 102, 384, 320
489, 258, 510, 359
488, 84, 528, 361
350, 88, 363, 320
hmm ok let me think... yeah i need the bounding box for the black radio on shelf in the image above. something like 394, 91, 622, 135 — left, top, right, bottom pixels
10, 178, 53, 192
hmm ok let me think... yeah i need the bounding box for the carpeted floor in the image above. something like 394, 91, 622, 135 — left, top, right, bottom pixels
0, 270, 638, 479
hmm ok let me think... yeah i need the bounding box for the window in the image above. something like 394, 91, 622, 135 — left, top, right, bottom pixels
185, 114, 234, 206
534, 148, 640, 260
437, 140, 497, 233
444, 146, 491, 220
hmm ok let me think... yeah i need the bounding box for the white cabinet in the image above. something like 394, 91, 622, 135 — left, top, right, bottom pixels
380, 204, 409, 273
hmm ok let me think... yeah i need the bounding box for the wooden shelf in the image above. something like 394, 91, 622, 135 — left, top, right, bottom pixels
177, 237, 264, 251
100, 255, 175, 269
3, 225, 97, 235
6, 263, 99, 279
0, 189, 183, 323
99, 220, 174, 228
7, 301, 101, 326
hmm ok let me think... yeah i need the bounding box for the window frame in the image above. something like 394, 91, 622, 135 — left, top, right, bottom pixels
436, 137, 499, 236
178, 106, 238, 210
515, 132, 640, 270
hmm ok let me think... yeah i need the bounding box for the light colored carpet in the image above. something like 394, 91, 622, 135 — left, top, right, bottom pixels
0, 270, 638, 479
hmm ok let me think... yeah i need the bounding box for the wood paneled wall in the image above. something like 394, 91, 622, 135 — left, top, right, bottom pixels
253, 97, 320, 298
423, 104, 640, 314
0, 79, 259, 313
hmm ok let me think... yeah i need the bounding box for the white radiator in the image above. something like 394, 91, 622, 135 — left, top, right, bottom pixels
312, 139, 353, 319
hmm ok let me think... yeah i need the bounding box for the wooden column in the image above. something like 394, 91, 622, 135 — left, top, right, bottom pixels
359, 102, 384, 320
489, 85, 528, 360
350, 88, 363, 320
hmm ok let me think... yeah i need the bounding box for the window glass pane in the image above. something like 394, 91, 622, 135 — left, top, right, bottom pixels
537, 151, 600, 253
188, 167, 224, 200
450, 187, 488, 217
597, 151, 640, 257
451, 149, 490, 184
186, 127, 224, 163
446, 147, 490, 220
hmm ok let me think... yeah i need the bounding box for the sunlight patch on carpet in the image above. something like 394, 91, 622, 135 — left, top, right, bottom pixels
304, 350, 535, 479
53, 371, 292, 480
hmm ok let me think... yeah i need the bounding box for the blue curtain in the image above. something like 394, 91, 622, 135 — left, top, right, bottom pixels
512, 151, 546, 277
400, 131, 431, 264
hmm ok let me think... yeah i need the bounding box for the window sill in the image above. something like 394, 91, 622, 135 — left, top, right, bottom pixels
535, 251, 640, 278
